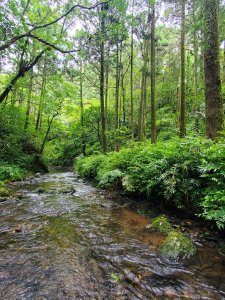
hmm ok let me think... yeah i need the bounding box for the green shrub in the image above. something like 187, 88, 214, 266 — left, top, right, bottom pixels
200, 190, 225, 230
0, 163, 26, 181
75, 154, 105, 178
75, 137, 225, 229
99, 169, 124, 188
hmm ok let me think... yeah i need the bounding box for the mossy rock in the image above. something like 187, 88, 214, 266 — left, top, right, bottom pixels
159, 230, 196, 260
150, 215, 173, 234
0, 187, 10, 198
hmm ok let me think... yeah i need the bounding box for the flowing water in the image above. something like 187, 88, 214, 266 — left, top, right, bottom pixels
0, 171, 225, 299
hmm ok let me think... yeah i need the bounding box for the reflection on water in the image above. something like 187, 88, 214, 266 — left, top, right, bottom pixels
0, 172, 225, 299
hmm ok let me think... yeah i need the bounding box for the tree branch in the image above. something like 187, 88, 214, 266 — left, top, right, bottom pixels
0, 1, 111, 51
0, 50, 46, 103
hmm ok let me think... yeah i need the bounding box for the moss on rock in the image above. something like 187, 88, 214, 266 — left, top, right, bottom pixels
150, 215, 173, 234
0, 187, 10, 198
159, 230, 196, 260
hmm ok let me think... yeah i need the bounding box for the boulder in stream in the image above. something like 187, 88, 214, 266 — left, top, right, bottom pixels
159, 230, 196, 260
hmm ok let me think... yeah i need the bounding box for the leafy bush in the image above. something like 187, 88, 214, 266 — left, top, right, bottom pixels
0, 107, 47, 175
0, 163, 26, 181
75, 138, 225, 229
99, 169, 124, 188
75, 154, 105, 178
200, 190, 225, 230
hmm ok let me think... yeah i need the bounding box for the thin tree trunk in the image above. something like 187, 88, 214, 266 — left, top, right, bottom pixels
80, 60, 86, 156
138, 73, 144, 141
121, 69, 126, 125
22, 0, 31, 16
24, 68, 33, 129
36, 55, 47, 130
39, 114, 56, 154
223, 40, 225, 84
204, 0, 223, 139
151, 2, 157, 143
179, 0, 186, 138
100, 3, 107, 153
142, 68, 147, 139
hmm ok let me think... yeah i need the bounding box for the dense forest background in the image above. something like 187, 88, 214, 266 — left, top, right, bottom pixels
0, 0, 225, 228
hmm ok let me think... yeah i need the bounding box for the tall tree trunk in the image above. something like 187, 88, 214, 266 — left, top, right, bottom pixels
142, 67, 147, 139
36, 55, 47, 130
193, 0, 200, 133
24, 68, 33, 129
223, 40, 225, 84
138, 5, 150, 142
100, 3, 107, 153
204, 0, 223, 139
138, 74, 144, 141
130, 0, 135, 141
121, 67, 126, 125
179, 0, 186, 138
115, 39, 120, 151
105, 45, 109, 131
39, 114, 57, 154
80, 60, 86, 156
151, 2, 157, 144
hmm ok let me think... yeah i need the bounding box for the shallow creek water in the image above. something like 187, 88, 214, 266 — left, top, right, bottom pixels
0, 171, 225, 299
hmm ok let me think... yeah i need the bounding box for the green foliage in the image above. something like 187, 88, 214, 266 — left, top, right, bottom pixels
111, 273, 120, 283
0, 163, 26, 181
200, 190, 225, 230
76, 138, 225, 229
159, 231, 196, 260
198, 142, 225, 229
75, 154, 105, 179
99, 169, 123, 188
150, 216, 173, 234
0, 106, 47, 178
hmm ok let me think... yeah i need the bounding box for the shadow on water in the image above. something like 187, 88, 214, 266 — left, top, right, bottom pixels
0, 171, 225, 299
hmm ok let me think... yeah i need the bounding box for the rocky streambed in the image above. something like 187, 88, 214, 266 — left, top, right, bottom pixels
0, 171, 225, 299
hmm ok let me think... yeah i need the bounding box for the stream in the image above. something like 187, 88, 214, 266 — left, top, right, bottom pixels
0, 171, 225, 299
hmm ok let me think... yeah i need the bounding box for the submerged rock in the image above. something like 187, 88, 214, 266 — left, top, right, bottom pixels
149, 215, 173, 234
0, 197, 7, 202
59, 187, 76, 194
159, 230, 196, 260
13, 193, 23, 200
14, 226, 22, 233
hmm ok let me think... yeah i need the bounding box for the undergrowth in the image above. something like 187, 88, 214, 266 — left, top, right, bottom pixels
75, 138, 225, 230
